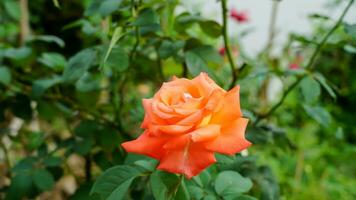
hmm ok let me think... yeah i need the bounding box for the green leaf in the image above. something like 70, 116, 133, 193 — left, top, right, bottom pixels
0, 66, 11, 85
98, 0, 123, 17
216, 153, 236, 166
90, 165, 145, 200
132, 8, 161, 34
32, 76, 62, 98
203, 195, 218, 200
132, 9, 159, 26
303, 105, 332, 127
190, 46, 223, 65
95, 126, 122, 152
52, 0, 60, 8
85, 0, 102, 16
27, 131, 44, 151
43, 156, 62, 167
188, 186, 205, 200
38, 52, 67, 71
103, 46, 129, 73
158, 40, 185, 59
134, 159, 158, 172
3, 47, 32, 60
199, 20, 222, 38
344, 44, 356, 54
300, 76, 321, 103
103, 27, 122, 64
11, 157, 37, 173
63, 49, 96, 83
33, 169, 55, 191
313, 73, 336, 99
69, 182, 92, 200
74, 120, 98, 137
74, 137, 94, 155
174, 13, 203, 33
4, 1, 20, 20
75, 72, 102, 92
149, 171, 189, 200
174, 180, 190, 200
27, 35, 65, 48
234, 195, 258, 200
5, 171, 33, 200
344, 23, 356, 40
215, 171, 253, 198
185, 49, 220, 82
150, 171, 168, 200
85, 0, 123, 17
192, 170, 211, 188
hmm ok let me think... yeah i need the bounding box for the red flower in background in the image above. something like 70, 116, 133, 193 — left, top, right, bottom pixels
289, 52, 303, 70
230, 8, 249, 23
219, 47, 226, 56
218, 46, 239, 57
289, 63, 299, 70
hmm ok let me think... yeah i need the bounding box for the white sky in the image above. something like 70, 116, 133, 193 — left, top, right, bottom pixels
181, 0, 356, 56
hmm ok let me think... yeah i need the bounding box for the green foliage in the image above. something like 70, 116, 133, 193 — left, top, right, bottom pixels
300, 76, 321, 104
0, 66, 11, 85
215, 171, 253, 199
90, 165, 146, 200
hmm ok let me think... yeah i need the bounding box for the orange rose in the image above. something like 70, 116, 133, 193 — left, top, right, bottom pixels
122, 73, 251, 178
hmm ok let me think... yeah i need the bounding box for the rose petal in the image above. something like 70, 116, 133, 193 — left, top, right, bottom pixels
152, 101, 178, 119
210, 86, 242, 126
121, 131, 168, 160
191, 124, 220, 142
152, 124, 194, 135
176, 110, 205, 126
158, 136, 216, 178
142, 99, 167, 125
204, 89, 224, 111
205, 118, 251, 155
193, 72, 223, 96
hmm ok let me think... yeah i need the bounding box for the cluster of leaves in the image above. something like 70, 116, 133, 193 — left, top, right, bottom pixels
0, 0, 356, 199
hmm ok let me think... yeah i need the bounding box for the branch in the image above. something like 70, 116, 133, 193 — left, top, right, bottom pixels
19, 0, 31, 45
221, 0, 238, 89
265, 0, 282, 55
305, 0, 354, 70
255, 0, 354, 125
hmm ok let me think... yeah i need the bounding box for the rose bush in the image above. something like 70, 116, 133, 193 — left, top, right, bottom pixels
122, 73, 251, 178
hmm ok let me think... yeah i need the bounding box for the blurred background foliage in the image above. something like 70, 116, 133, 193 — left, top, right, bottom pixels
0, 0, 356, 199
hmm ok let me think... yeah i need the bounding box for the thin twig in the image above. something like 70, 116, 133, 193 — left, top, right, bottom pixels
0, 139, 11, 170
19, 0, 30, 45
182, 62, 188, 78
265, 0, 282, 55
221, 0, 238, 89
155, 48, 165, 82
254, 0, 354, 125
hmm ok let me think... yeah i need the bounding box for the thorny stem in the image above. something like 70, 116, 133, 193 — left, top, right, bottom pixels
255, 0, 354, 125
221, 0, 238, 89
